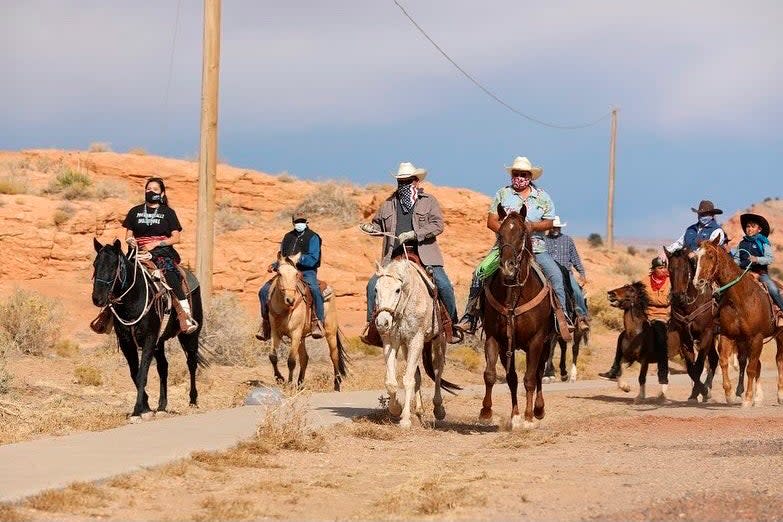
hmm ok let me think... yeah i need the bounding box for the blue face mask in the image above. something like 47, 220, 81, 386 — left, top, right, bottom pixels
293, 223, 307, 233
698, 216, 712, 226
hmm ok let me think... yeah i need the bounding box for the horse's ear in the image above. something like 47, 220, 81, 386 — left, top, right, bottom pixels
112, 239, 122, 252
93, 237, 102, 253
289, 252, 301, 266
663, 245, 672, 260
711, 236, 721, 246
496, 204, 507, 220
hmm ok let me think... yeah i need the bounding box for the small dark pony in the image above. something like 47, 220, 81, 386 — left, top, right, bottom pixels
479, 205, 557, 429
666, 247, 724, 401
92, 239, 206, 419
607, 281, 668, 401
545, 263, 589, 383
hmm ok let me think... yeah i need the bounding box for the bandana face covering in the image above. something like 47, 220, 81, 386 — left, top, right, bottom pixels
511, 176, 531, 192
397, 180, 416, 214
698, 216, 713, 226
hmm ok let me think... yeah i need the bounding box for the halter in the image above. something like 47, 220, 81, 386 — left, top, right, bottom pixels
671, 255, 700, 307
375, 269, 410, 319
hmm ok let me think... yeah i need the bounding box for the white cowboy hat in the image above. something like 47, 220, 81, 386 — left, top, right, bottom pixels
391, 161, 427, 181
504, 156, 543, 180
552, 216, 567, 227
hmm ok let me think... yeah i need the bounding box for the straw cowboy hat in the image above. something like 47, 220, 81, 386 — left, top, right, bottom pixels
505, 156, 543, 180
740, 213, 771, 237
691, 200, 723, 215
552, 216, 567, 228
391, 162, 427, 181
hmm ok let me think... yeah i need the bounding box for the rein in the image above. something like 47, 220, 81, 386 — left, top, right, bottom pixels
712, 249, 753, 297
103, 247, 157, 327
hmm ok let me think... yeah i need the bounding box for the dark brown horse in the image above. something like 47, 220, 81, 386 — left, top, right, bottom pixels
479, 205, 557, 429
693, 238, 783, 406
544, 264, 588, 383
666, 247, 721, 401
607, 282, 669, 401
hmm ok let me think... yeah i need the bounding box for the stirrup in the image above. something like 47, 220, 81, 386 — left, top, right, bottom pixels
182, 316, 198, 335
454, 314, 477, 335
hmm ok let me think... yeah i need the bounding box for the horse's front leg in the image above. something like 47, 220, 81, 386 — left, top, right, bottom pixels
558, 338, 568, 381
296, 338, 309, 389
736, 346, 748, 399
534, 338, 551, 419
480, 336, 499, 422
287, 329, 303, 386
570, 332, 581, 383
503, 348, 521, 429
268, 319, 285, 384
431, 339, 446, 421
635, 360, 648, 403
744, 337, 763, 408
399, 334, 424, 429
132, 336, 157, 419
522, 338, 544, 429
718, 336, 736, 404
383, 340, 401, 417
118, 334, 150, 411
154, 341, 168, 412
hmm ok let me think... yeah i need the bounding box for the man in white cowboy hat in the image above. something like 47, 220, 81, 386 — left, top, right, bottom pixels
359, 161, 459, 344
455, 156, 573, 336
544, 215, 589, 327
663, 199, 726, 257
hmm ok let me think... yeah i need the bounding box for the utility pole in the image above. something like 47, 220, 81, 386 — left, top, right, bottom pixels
196, 0, 221, 310
606, 107, 618, 250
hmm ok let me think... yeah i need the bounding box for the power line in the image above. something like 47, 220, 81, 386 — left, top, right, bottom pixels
160, 0, 183, 142
393, 0, 611, 130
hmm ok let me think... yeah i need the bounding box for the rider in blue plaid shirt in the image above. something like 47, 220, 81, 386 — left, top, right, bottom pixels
543, 216, 589, 327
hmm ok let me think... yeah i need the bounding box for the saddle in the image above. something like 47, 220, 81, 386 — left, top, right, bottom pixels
750, 274, 783, 328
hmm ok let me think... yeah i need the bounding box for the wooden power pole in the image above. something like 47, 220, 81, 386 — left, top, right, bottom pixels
606, 107, 618, 250
196, 0, 221, 309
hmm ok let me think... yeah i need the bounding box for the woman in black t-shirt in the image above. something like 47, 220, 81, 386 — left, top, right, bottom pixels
122, 177, 197, 334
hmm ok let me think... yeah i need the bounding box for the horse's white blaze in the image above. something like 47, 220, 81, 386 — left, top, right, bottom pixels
692, 248, 705, 288
570, 363, 577, 383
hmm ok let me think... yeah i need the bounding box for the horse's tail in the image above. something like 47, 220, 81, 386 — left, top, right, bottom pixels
335, 328, 351, 377
422, 341, 462, 394
196, 339, 212, 369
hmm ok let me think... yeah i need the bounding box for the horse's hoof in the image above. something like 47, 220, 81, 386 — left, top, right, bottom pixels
741, 400, 752, 409
658, 394, 670, 405
275, 376, 285, 384
189, 403, 199, 409
569, 375, 576, 384
128, 415, 142, 424
521, 419, 539, 430
687, 397, 698, 404
725, 395, 734, 405
478, 409, 493, 424
434, 405, 446, 421
388, 401, 403, 418
399, 418, 412, 430
533, 407, 545, 420
560, 374, 568, 382
141, 411, 155, 420
510, 414, 523, 430
633, 396, 645, 404
156, 409, 170, 417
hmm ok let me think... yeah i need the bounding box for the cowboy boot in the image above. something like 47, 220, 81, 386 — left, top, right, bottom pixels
174, 299, 198, 335
599, 344, 623, 381
360, 321, 383, 347
255, 314, 271, 341
454, 287, 481, 334
310, 317, 324, 339
89, 307, 113, 334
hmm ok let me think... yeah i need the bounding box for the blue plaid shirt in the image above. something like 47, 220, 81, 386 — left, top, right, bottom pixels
543, 233, 585, 277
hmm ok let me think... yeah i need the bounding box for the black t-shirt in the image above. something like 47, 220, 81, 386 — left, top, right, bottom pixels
122, 204, 182, 238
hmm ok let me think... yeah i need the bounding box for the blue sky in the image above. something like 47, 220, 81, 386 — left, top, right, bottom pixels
2, 1, 781, 239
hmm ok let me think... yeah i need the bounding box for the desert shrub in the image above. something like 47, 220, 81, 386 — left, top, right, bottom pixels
277, 171, 296, 183
93, 179, 128, 199
343, 335, 380, 357
590, 291, 623, 331
0, 333, 12, 394
449, 345, 483, 372
128, 147, 147, 156
0, 289, 63, 355
613, 257, 637, 278
25, 482, 109, 512
283, 182, 358, 225
255, 393, 325, 452
54, 338, 80, 358
215, 201, 251, 233
587, 233, 603, 248
74, 365, 103, 386
0, 175, 29, 195
44, 168, 93, 200
88, 142, 112, 153
52, 203, 74, 226
200, 293, 257, 366
626, 245, 637, 256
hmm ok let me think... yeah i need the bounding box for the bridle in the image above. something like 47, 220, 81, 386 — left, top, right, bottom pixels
93, 246, 155, 326
671, 256, 701, 307
375, 270, 409, 319
498, 237, 532, 289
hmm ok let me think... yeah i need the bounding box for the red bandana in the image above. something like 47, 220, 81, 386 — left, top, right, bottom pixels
650, 272, 669, 292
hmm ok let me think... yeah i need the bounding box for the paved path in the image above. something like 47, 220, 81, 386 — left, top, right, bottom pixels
0, 371, 773, 502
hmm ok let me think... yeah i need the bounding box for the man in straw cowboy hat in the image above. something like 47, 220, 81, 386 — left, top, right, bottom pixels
256, 212, 325, 341
664, 200, 727, 257
731, 212, 783, 320
359, 161, 459, 344
455, 156, 573, 336
544, 215, 589, 329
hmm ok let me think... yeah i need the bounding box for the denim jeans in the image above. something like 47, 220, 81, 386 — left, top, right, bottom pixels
759, 273, 783, 310
534, 251, 567, 316
366, 265, 457, 323
258, 270, 324, 322
568, 273, 588, 316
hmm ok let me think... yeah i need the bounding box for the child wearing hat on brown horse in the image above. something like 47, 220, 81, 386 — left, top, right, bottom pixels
732, 213, 783, 324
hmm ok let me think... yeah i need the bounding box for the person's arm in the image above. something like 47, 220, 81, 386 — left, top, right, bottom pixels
752, 243, 774, 265
297, 234, 321, 269
569, 237, 587, 280
125, 228, 137, 248
666, 234, 685, 254
414, 197, 444, 241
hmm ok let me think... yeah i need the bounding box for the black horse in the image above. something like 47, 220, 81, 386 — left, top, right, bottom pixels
544, 264, 589, 383
92, 238, 206, 418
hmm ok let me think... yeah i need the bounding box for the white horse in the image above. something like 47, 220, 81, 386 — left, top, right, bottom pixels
373, 258, 460, 428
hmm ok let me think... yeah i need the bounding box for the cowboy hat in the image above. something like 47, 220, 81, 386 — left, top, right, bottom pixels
391, 162, 427, 181
505, 156, 543, 180
740, 213, 771, 237
291, 212, 307, 223
691, 200, 723, 215
552, 216, 567, 228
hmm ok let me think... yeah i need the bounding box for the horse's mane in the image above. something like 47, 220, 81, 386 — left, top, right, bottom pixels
631, 281, 650, 317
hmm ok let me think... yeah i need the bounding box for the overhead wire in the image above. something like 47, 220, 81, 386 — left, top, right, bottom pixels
160, 0, 183, 142
393, 0, 611, 130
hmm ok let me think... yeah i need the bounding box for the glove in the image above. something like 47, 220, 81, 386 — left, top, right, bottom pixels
397, 230, 416, 244
360, 223, 381, 235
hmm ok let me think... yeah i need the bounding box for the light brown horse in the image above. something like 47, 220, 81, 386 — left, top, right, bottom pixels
479, 205, 557, 429
693, 238, 783, 406
267, 252, 349, 390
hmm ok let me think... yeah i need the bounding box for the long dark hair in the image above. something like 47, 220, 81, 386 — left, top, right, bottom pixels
145, 177, 169, 206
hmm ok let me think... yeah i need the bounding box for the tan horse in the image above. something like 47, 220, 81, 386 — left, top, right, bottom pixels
693, 238, 783, 406
267, 252, 349, 390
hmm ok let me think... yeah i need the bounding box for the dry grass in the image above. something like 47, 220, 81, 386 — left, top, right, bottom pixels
0, 175, 29, 195
277, 171, 296, 183
54, 338, 79, 358
256, 392, 326, 452
201, 292, 258, 366
88, 142, 112, 153
283, 182, 358, 225
449, 345, 483, 372
494, 429, 561, 449
215, 201, 251, 233
43, 167, 93, 200
25, 482, 110, 513
0, 335, 11, 394
93, 179, 128, 199
590, 291, 623, 331
346, 418, 398, 440
158, 459, 191, 478
612, 256, 638, 278
74, 365, 103, 386
52, 203, 73, 227
191, 439, 274, 472
0, 504, 30, 522
343, 335, 380, 357
128, 147, 147, 156
0, 288, 63, 355
193, 496, 256, 522
376, 474, 484, 516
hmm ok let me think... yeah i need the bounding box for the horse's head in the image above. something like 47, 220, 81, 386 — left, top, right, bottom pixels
276, 252, 301, 307
92, 238, 124, 307
496, 204, 531, 285
373, 260, 408, 333
666, 247, 695, 306
607, 281, 648, 313
693, 237, 722, 291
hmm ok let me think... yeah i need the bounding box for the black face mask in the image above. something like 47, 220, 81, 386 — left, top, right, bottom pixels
145, 191, 162, 204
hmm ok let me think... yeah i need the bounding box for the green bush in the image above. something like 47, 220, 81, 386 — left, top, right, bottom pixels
44, 168, 93, 200
0, 289, 63, 355
587, 233, 603, 248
